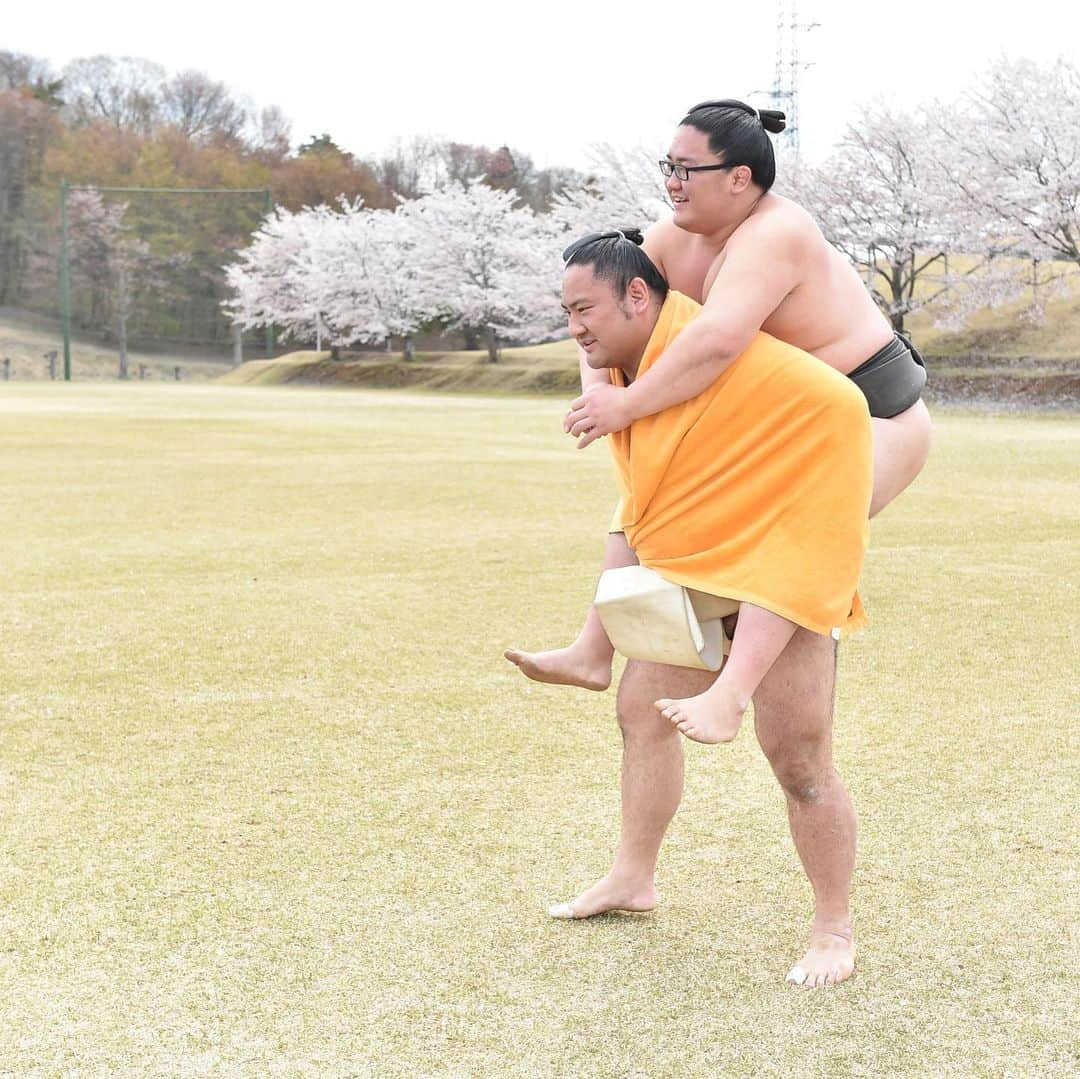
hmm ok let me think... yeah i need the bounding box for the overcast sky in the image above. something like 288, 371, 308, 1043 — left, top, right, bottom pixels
8, 1, 1080, 170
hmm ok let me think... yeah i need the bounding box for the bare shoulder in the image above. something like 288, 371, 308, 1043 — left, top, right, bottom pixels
728, 193, 818, 255
642, 216, 685, 274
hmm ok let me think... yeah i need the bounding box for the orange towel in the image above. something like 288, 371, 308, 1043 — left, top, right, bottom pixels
609, 291, 873, 638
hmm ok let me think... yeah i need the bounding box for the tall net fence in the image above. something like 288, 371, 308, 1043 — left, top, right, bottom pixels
17, 184, 274, 379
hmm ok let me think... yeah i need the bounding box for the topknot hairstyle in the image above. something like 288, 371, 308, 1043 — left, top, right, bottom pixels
681, 98, 786, 191
562, 228, 668, 300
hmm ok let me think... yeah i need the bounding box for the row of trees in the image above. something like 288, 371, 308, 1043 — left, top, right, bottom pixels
229, 56, 1080, 356
228, 187, 574, 362
5, 48, 1077, 360
226, 139, 662, 360
0, 49, 586, 351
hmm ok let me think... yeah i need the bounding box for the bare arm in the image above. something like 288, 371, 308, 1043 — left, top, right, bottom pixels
565, 213, 803, 447
579, 344, 607, 391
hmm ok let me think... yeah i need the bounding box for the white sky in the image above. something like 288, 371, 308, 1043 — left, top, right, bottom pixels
8, 1, 1080, 169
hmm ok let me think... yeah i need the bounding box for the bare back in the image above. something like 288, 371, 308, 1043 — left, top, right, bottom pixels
644, 194, 893, 374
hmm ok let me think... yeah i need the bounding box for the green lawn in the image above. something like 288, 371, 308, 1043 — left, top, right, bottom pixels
0, 385, 1077, 1076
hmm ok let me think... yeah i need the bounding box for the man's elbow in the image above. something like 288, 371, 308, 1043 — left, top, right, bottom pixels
692, 315, 753, 368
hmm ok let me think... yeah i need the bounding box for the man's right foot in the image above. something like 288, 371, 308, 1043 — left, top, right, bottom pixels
548, 873, 658, 919
504, 645, 612, 691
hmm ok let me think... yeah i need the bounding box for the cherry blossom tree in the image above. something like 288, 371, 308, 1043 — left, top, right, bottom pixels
56, 189, 161, 377
549, 141, 671, 242
937, 56, 1080, 319
400, 182, 564, 361
226, 204, 344, 352
321, 204, 434, 360
227, 199, 442, 359
791, 105, 1026, 333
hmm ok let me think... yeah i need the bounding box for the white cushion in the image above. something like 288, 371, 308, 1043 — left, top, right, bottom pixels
594, 565, 737, 671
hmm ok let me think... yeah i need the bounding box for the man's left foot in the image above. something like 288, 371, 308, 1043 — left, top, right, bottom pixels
548, 871, 658, 920
655, 681, 747, 745
785, 930, 856, 989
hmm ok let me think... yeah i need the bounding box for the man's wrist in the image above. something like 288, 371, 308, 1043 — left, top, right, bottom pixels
623, 379, 648, 423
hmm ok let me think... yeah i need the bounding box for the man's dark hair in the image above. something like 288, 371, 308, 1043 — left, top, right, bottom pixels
562, 228, 669, 300
681, 98, 786, 191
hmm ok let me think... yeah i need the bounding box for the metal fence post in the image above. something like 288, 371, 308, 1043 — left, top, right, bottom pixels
60, 180, 72, 381
264, 188, 275, 359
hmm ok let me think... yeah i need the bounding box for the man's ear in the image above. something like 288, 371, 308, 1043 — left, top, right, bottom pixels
730, 165, 754, 195
627, 276, 651, 311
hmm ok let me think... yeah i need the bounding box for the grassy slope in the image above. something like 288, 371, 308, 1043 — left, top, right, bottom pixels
0, 385, 1076, 1074
908, 288, 1080, 358
217, 284, 1080, 401
216, 339, 585, 395
0, 306, 236, 382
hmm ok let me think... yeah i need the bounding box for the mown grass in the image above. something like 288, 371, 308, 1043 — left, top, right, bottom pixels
0, 385, 1077, 1076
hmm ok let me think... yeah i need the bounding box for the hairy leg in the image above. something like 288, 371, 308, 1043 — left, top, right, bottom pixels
753, 628, 857, 988
870, 400, 932, 517
549, 658, 715, 919
505, 531, 635, 691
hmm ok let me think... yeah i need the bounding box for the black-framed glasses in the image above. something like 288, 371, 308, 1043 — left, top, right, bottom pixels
659, 159, 743, 181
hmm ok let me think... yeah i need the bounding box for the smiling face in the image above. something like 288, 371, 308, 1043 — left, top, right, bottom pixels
664, 125, 747, 234
561, 264, 654, 377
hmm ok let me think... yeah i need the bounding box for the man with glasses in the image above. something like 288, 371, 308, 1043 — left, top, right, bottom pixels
515, 100, 932, 990
567, 99, 930, 509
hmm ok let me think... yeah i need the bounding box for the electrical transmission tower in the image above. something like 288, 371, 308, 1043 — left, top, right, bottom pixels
769, 1, 819, 156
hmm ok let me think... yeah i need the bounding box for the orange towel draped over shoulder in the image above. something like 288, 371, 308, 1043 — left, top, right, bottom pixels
608, 291, 873, 638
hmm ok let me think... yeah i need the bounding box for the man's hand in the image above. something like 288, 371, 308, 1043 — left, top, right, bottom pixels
563, 384, 636, 448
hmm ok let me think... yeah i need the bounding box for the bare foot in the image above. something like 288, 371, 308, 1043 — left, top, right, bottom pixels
504, 644, 612, 691
655, 679, 748, 744
785, 929, 856, 989
548, 872, 658, 920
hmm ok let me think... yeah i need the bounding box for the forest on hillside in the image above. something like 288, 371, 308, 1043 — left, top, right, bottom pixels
0, 50, 587, 352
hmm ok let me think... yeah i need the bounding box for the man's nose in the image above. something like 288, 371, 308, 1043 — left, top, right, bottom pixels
568, 314, 586, 338
665, 173, 682, 195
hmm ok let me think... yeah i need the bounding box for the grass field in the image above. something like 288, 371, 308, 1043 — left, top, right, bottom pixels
1, 384, 1077, 1076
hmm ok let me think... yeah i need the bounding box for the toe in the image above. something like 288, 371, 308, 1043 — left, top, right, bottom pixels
786, 965, 807, 986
